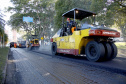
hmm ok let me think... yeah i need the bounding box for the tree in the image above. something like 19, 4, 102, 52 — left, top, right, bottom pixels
112, 0, 126, 41
8, 0, 55, 42
90, 0, 126, 41
0, 10, 8, 46
55, 0, 92, 30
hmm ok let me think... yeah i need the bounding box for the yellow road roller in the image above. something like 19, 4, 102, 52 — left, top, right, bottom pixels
51, 8, 120, 62
27, 35, 40, 50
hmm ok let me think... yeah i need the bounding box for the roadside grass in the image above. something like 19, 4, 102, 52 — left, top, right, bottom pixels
115, 42, 126, 49
0, 47, 9, 83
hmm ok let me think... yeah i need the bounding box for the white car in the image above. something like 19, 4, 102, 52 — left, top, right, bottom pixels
113, 37, 124, 42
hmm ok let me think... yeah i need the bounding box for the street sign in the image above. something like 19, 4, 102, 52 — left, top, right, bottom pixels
41, 37, 44, 40
23, 16, 33, 22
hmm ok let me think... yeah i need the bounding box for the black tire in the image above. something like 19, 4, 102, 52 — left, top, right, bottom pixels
51, 43, 58, 56
109, 42, 117, 60
85, 41, 105, 62
102, 42, 112, 61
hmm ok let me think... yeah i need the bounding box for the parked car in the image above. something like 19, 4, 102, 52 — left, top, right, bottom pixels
10, 42, 17, 48
113, 37, 124, 42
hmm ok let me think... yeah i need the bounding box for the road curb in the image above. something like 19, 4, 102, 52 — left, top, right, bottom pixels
1, 48, 10, 84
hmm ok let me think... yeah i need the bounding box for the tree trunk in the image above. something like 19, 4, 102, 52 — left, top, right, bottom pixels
120, 25, 126, 46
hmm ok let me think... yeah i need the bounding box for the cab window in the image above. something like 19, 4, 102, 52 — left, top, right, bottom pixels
53, 29, 61, 38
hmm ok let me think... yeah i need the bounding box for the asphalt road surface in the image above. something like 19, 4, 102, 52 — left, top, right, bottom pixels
5, 48, 126, 84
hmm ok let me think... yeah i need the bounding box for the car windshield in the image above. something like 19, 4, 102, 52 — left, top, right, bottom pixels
21, 41, 26, 44
10, 42, 14, 44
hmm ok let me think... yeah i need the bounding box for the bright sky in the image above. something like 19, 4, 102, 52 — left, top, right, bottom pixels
0, 0, 13, 22
0, 0, 21, 42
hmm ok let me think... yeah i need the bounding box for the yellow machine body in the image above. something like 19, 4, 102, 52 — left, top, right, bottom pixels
53, 29, 93, 55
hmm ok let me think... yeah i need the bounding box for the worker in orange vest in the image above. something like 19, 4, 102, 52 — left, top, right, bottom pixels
67, 18, 76, 34
14, 42, 17, 48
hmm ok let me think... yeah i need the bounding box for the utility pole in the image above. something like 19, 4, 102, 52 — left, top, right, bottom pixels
35, 21, 37, 35
3, 29, 4, 47
93, 15, 96, 25
0, 36, 2, 47
2, 26, 5, 47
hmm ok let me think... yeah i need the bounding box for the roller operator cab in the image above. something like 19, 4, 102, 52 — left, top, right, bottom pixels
51, 8, 120, 62
27, 39, 40, 50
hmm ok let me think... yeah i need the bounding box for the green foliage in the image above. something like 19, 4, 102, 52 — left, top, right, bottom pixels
7, 0, 126, 41
0, 28, 8, 44
90, 0, 126, 41
0, 10, 5, 35
0, 28, 3, 35
0, 10, 8, 44
55, 0, 92, 29
90, 0, 115, 26
8, 0, 55, 40
1, 34, 8, 44
115, 42, 126, 49
0, 47, 9, 83
55, 0, 125, 29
